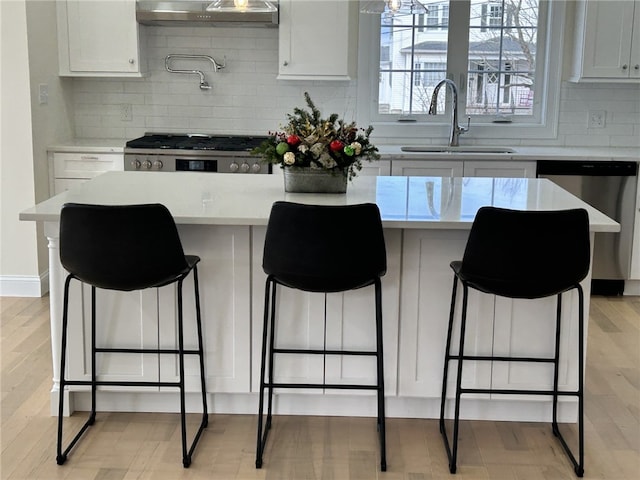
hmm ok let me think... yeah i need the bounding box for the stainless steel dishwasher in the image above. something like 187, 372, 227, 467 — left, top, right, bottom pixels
537, 160, 638, 295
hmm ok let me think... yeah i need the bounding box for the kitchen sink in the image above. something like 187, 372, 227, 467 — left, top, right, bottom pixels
400, 146, 515, 153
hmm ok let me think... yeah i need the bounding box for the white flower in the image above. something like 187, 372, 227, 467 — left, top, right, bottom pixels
350, 142, 362, 155
283, 151, 296, 165
318, 152, 337, 169
298, 144, 309, 153
310, 142, 324, 159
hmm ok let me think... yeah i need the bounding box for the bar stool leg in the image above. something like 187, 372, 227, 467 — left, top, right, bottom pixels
56, 277, 97, 466
256, 276, 275, 468
440, 276, 458, 434
193, 266, 209, 429
552, 294, 562, 437
56, 275, 73, 465
89, 287, 97, 425
374, 279, 387, 471
176, 279, 190, 468
440, 275, 460, 471
450, 284, 470, 474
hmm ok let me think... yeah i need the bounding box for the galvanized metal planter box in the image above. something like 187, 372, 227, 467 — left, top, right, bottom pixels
283, 167, 348, 193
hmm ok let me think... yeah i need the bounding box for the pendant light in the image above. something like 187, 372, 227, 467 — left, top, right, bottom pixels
360, 0, 428, 16
206, 0, 278, 13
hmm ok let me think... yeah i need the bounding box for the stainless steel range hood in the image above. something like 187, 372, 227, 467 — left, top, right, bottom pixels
136, 1, 279, 27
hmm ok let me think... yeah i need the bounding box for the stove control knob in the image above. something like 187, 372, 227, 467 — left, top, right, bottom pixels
251, 163, 261, 173
153, 160, 163, 170
142, 159, 152, 169
240, 162, 250, 173
229, 162, 239, 172
130, 159, 141, 170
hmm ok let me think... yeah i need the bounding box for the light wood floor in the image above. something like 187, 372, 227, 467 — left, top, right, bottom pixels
1, 295, 639, 479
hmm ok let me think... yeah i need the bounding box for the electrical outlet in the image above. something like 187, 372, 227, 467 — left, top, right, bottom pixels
120, 104, 132, 122
38, 84, 48, 105
588, 110, 606, 128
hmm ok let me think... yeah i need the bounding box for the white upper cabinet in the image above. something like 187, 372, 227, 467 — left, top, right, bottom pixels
57, 0, 147, 77
278, 0, 358, 80
570, 0, 640, 82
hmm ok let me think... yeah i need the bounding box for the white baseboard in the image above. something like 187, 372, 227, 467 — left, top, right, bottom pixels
61, 391, 579, 424
0, 272, 49, 297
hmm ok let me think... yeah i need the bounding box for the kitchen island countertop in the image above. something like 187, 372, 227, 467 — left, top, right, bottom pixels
21, 171, 619, 232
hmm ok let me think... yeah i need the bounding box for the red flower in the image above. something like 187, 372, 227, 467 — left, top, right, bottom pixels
286, 134, 301, 147
329, 140, 344, 152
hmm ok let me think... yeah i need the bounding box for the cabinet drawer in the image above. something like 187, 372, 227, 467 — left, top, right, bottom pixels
53, 152, 124, 179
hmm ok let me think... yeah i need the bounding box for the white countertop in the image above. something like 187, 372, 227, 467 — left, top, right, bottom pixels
48, 139, 638, 162
20, 171, 619, 232
376, 145, 640, 161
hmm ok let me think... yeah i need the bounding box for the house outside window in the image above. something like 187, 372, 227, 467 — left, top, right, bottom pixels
374, 0, 542, 119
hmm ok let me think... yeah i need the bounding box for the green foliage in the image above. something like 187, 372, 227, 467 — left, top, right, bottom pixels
252, 92, 379, 181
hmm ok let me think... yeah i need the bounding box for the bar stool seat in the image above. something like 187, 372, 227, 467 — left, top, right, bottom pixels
440, 206, 590, 477
56, 203, 208, 468
255, 201, 388, 471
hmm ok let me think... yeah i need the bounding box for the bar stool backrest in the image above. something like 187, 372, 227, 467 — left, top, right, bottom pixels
60, 203, 189, 291
262, 201, 387, 293
459, 206, 590, 299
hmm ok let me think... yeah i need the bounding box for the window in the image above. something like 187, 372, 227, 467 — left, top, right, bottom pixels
371, 0, 548, 121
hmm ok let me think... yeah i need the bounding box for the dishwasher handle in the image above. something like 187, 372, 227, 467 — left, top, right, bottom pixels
536, 160, 638, 177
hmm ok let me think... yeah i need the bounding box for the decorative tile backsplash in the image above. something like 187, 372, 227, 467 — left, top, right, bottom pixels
71, 26, 639, 148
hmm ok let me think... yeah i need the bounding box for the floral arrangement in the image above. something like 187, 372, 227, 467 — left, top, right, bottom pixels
252, 92, 379, 181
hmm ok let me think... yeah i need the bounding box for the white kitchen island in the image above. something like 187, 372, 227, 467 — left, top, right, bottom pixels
20, 172, 619, 423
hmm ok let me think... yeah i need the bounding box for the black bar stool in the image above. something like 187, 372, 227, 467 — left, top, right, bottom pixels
440, 206, 590, 477
56, 203, 208, 468
255, 201, 388, 471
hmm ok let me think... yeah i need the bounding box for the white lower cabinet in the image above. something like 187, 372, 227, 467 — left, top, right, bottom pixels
491, 293, 582, 394
159, 225, 252, 393
66, 286, 160, 386
398, 229, 583, 400
391, 160, 464, 177
390, 159, 536, 178
463, 160, 536, 178
50, 150, 124, 195
397, 229, 494, 397
250, 227, 402, 400
66, 225, 252, 395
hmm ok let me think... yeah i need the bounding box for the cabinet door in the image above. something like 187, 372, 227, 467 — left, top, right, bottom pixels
398, 230, 494, 398
349, 160, 392, 187
324, 230, 401, 397
278, 0, 357, 80
159, 226, 252, 393
491, 291, 584, 394
391, 160, 464, 177
54, 178, 87, 194
250, 227, 326, 393
572, 0, 639, 81
66, 286, 160, 387
58, 0, 144, 76
463, 160, 536, 178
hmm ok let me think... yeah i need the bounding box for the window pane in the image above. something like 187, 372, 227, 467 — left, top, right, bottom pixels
467, 0, 538, 116
378, 4, 449, 115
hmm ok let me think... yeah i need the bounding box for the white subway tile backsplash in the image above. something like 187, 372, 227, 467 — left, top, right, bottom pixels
71, 28, 640, 147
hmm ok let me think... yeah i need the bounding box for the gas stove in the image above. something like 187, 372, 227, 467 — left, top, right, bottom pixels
124, 133, 271, 174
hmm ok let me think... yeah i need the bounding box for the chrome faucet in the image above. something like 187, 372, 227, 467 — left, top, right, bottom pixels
429, 79, 470, 147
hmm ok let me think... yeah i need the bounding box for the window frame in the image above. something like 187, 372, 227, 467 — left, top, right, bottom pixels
356, 0, 566, 142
